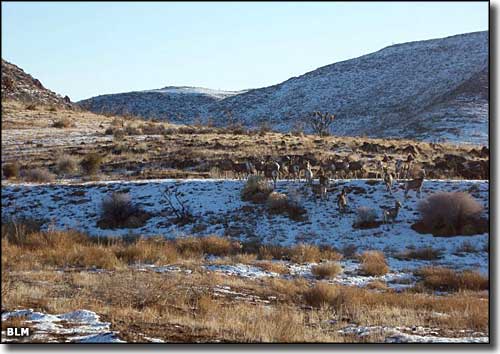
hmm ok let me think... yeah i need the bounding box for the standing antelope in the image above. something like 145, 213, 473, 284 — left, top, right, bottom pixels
402, 154, 415, 179
376, 160, 384, 179
337, 187, 348, 213
318, 171, 329, 200
383, 167, 394, 194
304, 161, 313, 185
340, 158, 350, 179
290, 157, 301, 181
382, 200, 402, 227
395, 159, 403, 180
404, 170, 425, 199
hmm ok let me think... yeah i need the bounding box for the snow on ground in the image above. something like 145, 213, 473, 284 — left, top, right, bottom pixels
337, 324, 488, 343
1, 309, 124, 343
1, 178, 489, 274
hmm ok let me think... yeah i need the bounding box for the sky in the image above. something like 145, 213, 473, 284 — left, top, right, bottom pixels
1, 1, 489, 101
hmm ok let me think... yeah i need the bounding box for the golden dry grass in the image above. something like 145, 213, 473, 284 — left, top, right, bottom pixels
416, 266, 488, 292
311, 262, 343, 279
359, 250, 389, 276
1, 223, 489, 342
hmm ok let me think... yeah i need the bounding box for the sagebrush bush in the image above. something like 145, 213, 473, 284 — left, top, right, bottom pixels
52, 118, 74, 128
241, 175, 273, 203
417, 192, 483, 235
2, 162, 20, 179
311, 262, 342, 279
80, 153, 102, 175
267, 192, 307, 221
355, 206, 377, 226
359, 250, 389, 276
395, 247, 442, 260
22, 168, 55, 183
55, 154, 78, 175
97, 192, 150, 229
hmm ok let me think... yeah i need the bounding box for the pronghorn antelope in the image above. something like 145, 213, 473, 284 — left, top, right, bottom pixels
395, 159, 403, 179
402, 154, 415, 179
404, 169, 425, 199
304, 161, 314, 185
383, 167, 394, 194
375, 160, 384, 179
268, 161, 280, 189
349, 160, 365, 179
382, 200, 402, 227
318, 170, 329, 200
337, 187, 348, 213
339, 158, 350, 179
290, 157, 301, 181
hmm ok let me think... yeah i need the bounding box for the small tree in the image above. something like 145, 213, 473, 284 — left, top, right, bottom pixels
307, 111, 335, 137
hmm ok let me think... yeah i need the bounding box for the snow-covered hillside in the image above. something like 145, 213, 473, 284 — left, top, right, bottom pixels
78, 86, 244, 123
78, 31, 488, 145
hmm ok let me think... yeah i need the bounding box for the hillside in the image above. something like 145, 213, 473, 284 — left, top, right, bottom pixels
78, 86, 244, 122
1, 59, 75, 109
78, 31, 488, 145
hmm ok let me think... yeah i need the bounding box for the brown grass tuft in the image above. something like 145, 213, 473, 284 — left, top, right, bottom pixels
416, 267, 488, 292
311, 262, 342, 279
359, 251, 389, 276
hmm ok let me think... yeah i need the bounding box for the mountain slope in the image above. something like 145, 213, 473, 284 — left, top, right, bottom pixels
1, 59, 75, 109
78, 31, 488, 145
78, 86, 244, 122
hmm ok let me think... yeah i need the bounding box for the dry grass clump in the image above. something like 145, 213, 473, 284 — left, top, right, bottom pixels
97, 192, 151, 229
175, 235, 240, 258
417, 192, 484, 236
302, 283, 344, 309
114, 237, 178, 265
55, 154, 78, 176
311, 262, 342, 279
416, 267, 488, 292
394, 247, 443, 260
359, 251, 389, 276
255, 261, 290, 274
52, 117, 75, 128
266, 192, 307, 221
80, 152, 102, 175
22, 168, 55, 183
2, 162, 20, 179
241, 175, 273, 203
257, 243, 341, 263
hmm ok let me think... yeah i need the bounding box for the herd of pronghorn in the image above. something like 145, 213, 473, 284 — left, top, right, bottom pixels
221, 153, 426, 226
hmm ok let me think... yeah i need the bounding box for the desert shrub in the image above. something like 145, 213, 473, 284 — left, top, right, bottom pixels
359, 250, 389, 276
266, 192, 307, 221
200, 235, 238, 256
104, 127, 115, 135
22, 168, 55, 183
354, 206, 377, 227
416, 267, 488, 292
125, 124, 142, 135
1, 218, 45, 246
302, 283, 344, 309
2, 162, 20, 179
25, 103, 37, 110
257, 245, 289, 260
113, 129, 126, 140
80, 153, 102, 175
289, 243, 322, 263
52, 118, 74, 128
455, 240, 477, 253
55, 154, 78, 175
97, 193, 150, 229
140, 123, 166, 135
417, 192, 484, 236
241, 175, 273, 203
395, 247, 443, 260
311, 262, 342, 279
342, 244, 358, 258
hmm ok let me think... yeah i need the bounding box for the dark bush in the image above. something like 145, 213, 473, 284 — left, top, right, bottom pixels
97, 192, 150, 229
3, 162, 20, 179
80, 153, 102, 175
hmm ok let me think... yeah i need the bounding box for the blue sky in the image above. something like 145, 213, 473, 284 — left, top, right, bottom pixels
2, 1, 489, 101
